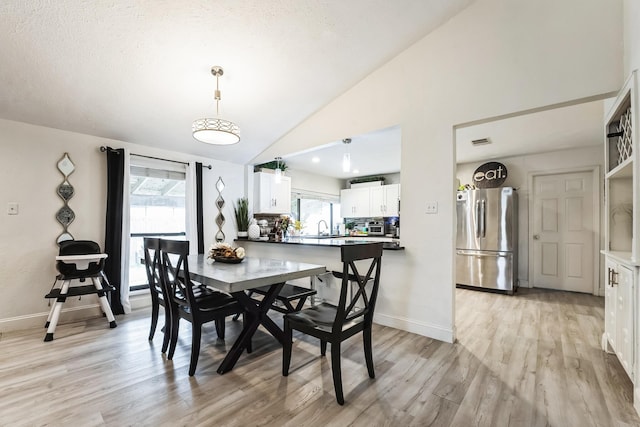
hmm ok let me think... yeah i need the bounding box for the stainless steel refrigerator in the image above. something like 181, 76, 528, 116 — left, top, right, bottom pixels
456, 187, 518, 294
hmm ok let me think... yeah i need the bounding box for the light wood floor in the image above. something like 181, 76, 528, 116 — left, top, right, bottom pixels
1, 288, 638, 426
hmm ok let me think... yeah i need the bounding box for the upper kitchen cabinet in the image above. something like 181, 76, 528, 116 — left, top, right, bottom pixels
340, 187, 370, 218
604, 70, 639, 263
341, 183, 400, 218
254, 172, 292, 214
370, 184, 400, 217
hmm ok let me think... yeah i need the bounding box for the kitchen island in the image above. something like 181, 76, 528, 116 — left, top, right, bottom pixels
240, 237, 405, 313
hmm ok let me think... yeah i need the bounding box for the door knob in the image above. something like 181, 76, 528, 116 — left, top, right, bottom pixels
533, 235, 540, 240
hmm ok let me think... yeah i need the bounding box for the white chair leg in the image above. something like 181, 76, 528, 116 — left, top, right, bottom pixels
44, 280, 70, 341
92, 277, 117, 328
45, 279, 63, 328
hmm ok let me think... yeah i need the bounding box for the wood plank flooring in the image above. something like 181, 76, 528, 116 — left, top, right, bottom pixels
1, 287, 638, 426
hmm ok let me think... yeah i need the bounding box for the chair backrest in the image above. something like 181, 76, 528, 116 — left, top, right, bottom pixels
333, 243, 383, 334
143, 238, 163, 303
159, 239, 198, 311
56, 240, 104, 277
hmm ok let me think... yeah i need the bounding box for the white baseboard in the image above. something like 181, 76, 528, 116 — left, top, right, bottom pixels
0, 304, 103, 333
374, 312, 455, 343
0, 294, 152, 334
130, 292, 151, 310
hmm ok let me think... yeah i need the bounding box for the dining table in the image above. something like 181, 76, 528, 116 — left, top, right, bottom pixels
188, 254, 326, 374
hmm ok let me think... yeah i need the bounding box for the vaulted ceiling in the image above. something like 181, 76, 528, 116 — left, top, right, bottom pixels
0, 0, 474, 165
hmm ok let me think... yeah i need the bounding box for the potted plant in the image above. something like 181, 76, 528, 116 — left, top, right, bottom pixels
234, 197, 250, 238
253, 160, 288, 173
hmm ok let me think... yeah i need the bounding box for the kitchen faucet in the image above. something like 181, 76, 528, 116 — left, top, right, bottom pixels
317, 220, 329, 236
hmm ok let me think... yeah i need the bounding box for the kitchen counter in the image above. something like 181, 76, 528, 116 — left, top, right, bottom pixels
238, 237, 404, 250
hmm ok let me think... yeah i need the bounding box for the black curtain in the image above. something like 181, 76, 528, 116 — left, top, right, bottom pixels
104, 147, 125, 315
196, 162, 205, 254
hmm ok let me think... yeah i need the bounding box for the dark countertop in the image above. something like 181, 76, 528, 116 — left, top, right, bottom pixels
239, 237, 404, 250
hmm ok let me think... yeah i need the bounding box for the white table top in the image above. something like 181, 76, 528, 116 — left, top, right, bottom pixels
188, 255, 326, 294
56, 254, 108, 261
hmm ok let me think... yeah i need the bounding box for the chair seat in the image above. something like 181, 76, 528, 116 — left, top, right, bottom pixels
176, 287, 239, 312
250, 283, 317, 314
285, 303, 365, 332
251, 283, 317, 301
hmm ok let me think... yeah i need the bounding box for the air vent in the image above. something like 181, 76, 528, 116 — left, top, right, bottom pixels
471, 138, 491, 146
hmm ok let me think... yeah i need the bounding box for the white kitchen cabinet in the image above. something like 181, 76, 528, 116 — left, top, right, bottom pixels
254, 172, 291, 214
616, 262, 634, 378
370, 184, 400, 217
340, 187, 370, 218
604, 256, 634, 379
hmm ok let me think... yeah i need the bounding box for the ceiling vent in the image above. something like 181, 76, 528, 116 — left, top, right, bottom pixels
471, 138, 491, 146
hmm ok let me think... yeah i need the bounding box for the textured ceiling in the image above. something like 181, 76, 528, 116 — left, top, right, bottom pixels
0, 0, 473, 164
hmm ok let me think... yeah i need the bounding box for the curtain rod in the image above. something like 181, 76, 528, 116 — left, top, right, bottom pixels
99, 146, 212, 169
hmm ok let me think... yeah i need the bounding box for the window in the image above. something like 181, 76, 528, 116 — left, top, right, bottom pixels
128, 160, 187, 291
291, 192, 342, 236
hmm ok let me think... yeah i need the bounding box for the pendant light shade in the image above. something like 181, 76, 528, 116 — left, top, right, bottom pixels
342, 138, 351, 172
342, 152, 351, 173
193, 66, 240, 145
192, 118, 240, 145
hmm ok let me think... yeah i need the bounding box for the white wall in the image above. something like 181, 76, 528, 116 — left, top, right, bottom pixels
253, 0, 623, 342
287, 169, 342, 198
0, 118, 245, 332
456, 145, 604, 289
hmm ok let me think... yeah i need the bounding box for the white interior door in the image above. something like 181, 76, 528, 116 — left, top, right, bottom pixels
531, 170, 597, 293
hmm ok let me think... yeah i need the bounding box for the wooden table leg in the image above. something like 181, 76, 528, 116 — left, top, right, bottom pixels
217, 282, 284, 374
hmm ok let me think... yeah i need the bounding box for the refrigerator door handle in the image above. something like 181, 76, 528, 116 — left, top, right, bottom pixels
475, 200, 481, 238
456, 250, 510, 257
480, 199, 486, 238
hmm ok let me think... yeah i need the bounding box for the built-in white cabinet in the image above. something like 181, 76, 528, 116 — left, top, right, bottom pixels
601, 70, 640, 414
340, 187, 370, 218
254, 172, 291, 214
605, 258, 634, 379
370, 184, 400, 217
616, 262, 634, 378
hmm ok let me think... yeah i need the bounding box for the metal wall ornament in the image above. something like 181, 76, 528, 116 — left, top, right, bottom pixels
215, 177, 226, 242
56, 153, 76, 243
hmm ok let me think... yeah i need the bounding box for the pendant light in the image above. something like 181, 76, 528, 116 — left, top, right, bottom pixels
274, 156, 283, 184
342, 138, 351, 172
192, 66, 240, 145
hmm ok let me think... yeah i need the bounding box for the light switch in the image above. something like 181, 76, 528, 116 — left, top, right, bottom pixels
425, 201, 438, 214
8, 202, 19, 215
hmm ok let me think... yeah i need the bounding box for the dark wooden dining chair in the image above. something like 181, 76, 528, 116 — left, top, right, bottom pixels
159, 239, 244, 376
143, 237, 171, 353
282, 242, 383, 405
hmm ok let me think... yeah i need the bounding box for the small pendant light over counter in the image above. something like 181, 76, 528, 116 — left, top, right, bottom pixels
342, 138, 351, 172
192, 66, 241, 145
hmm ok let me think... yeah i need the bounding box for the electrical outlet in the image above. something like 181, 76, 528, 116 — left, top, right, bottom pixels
425, 201, 438, 214
8, 202, 18, 215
